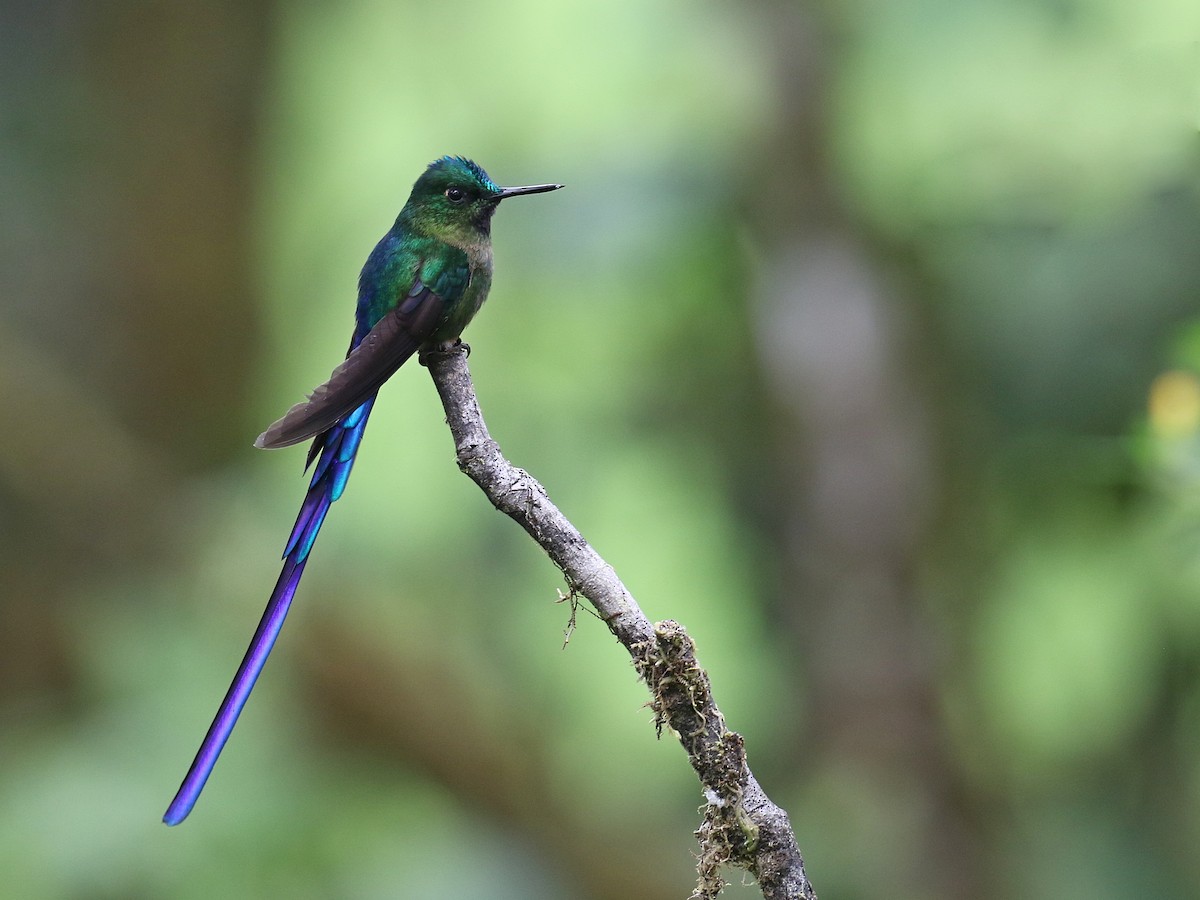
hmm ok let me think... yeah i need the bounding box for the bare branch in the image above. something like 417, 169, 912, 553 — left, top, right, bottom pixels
423, 345, 817, 899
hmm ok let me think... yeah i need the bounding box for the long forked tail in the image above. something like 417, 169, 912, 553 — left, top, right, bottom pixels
163, 398, 376, 825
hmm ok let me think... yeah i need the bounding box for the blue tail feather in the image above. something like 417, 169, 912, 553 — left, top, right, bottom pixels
163, 397, 376, 825
284, 490, 326, 559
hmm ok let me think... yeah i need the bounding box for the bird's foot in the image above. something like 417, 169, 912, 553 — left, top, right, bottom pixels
418, 339, 470, 367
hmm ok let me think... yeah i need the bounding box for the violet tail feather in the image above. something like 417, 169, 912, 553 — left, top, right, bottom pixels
162, 558, 307, 825
162, 397, 375, 825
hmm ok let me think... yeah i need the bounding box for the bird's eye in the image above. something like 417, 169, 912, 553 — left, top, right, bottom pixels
445, 187, 466, 204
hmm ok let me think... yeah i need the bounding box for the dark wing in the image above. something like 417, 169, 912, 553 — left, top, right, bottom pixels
254, 281, 446, 449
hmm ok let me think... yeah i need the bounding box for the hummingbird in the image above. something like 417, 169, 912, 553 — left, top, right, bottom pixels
163, 156, 562, 825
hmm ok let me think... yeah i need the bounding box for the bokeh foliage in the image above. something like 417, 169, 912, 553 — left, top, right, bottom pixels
0, 0, 1197, 897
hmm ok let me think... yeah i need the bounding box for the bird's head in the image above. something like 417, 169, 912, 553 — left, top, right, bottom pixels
401, 156, 562, 246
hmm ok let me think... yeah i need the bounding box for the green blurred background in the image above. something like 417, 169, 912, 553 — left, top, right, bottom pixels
1, 1, 1198, 897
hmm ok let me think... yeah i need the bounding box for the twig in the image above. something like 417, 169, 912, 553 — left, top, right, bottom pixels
422, 345, 817, 900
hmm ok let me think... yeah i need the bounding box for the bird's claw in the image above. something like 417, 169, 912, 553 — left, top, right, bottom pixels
419, 339, 470, 366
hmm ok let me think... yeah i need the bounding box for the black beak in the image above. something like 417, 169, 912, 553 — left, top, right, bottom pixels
496, 182, 564, 200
